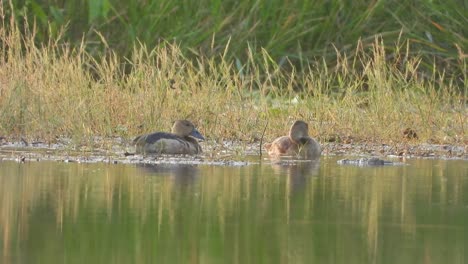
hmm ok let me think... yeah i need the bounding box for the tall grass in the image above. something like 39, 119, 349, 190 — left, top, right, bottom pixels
0, 14, 465, 146
3, 0, 467, 78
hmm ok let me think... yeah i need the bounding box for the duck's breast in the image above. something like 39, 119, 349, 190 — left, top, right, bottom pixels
265, 136, 321, 159
299, 138, 321, 159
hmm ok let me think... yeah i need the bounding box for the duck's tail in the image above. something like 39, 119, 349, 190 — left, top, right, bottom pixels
132, 135, 142, 144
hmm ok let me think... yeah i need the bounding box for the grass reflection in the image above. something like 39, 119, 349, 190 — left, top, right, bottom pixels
0, 159, 467, 263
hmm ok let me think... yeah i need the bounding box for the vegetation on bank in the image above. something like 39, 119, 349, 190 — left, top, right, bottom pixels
0, 20, 465, 146
0, 2, 466, 146
3, 0, 467, 77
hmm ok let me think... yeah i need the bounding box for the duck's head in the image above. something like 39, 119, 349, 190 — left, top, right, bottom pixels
289, 120, 309, 144
172, 120, 205, 140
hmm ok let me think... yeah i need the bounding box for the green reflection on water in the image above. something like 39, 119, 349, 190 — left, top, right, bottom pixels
0, 158, 467, 264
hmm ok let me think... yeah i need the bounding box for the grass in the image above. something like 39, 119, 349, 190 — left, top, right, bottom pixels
3, 0, 467, 78
0, 15, 466, 147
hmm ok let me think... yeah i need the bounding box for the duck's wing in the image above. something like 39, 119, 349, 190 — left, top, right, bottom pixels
134, 132, 183, 144
267, 136, 295, 155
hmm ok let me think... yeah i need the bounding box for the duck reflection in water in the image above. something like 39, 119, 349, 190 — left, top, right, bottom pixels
269, 160, 320, 193
136, 164, 199, 186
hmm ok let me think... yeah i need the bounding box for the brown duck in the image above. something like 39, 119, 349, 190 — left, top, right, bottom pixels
264, 120, 321, 159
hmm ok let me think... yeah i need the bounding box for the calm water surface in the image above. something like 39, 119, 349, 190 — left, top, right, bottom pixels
1, 157, 467, 264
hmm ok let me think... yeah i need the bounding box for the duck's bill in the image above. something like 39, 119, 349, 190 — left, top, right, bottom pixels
190, 129, 205, 141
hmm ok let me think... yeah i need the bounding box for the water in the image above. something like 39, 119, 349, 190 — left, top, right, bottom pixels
1, 157, 467, 264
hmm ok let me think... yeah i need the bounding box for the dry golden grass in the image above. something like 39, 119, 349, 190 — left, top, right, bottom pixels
0, 22, 465, 146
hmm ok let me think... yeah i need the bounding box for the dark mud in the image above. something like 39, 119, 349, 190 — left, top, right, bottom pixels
0, 137, 466, 165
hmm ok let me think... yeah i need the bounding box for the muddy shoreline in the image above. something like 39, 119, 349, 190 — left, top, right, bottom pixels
0, 137, 466, 164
